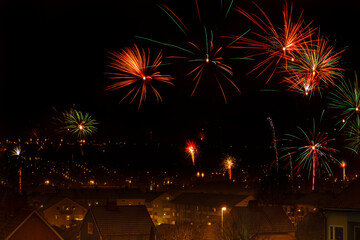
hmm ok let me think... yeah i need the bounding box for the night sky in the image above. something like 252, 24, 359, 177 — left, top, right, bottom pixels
1, 0, 360, 170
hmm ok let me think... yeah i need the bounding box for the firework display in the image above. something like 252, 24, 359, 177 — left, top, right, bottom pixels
186, 140, 197, 166
11, 146, 23, 156
107, 44, 174, 109
328, 74, 360, 129
283, 37, 344, 96
61, 109, 99, 139
135, 1, 249, 103
282, 123, 339, 191
232, 2, 315, 82
3, 0, 360, 195
223, 156, 236, 180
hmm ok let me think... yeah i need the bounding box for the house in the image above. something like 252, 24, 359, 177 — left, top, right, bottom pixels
80, 205, 157, 240
170, 192, 255, 225
0, 210, 64, 240
145, 192, 173, 225
225, 205, 296, 240
296, 211, 325, 240
42, 197, 88, 229
282, 192, 332, 225
323, 179, 360, 240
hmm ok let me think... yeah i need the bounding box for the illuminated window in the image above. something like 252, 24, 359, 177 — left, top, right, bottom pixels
55, 215, 59, 220
88, 222, 93, 235
329, 226, 343, 240
66, 215, 70, 221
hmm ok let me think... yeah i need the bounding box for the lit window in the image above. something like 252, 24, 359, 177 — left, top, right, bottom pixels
66, 215, 70, 221
55, 215, 59, 220
329, 226, 343, 240
88, 222, 93, 235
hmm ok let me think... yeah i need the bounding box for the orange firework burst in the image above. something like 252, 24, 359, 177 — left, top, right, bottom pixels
232, 2, 315, 82
223, 156, 236, 180
186, 140, 197, 166
106, 44, 174, 109
283, 37, 344, 96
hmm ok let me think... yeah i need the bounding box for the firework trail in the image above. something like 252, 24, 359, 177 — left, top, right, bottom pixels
223, 156, 236, 180
282, 122, 339, 191
344, 116, 360, 154
107, 44, 174, 109
136, 1, 249, 103
186, 141, 197, 166
11, 146, 23, 156
61, 109, 99, 139
267, 117, 279, 178
283, 36, 344, 96
328, 73, 360, 130
232, 2, 315, 82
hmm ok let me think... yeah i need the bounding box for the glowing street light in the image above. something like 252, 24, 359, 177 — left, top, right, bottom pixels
221, 207, 227, 234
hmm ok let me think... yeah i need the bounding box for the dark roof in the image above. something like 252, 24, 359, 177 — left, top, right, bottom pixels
325, 179, 360, 210
41, 197, 87, 211
53, 224, 81, 240
0, 210, 64, 240
89, 206, 155, 238
294, 192, 333, 207
296, 212, 325, 240
229, 206, 295, 234
171, 192, 250, 207
0, 208, 33, 240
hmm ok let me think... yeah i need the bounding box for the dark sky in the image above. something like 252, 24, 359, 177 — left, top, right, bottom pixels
0, 0, 359, 148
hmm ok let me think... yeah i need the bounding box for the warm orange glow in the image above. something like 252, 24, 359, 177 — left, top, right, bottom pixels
222, 207, 227, 211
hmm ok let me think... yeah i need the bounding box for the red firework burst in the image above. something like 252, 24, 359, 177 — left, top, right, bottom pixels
106, 44, 174, 109
283, 37, 344, 96
232, 2, 315, 82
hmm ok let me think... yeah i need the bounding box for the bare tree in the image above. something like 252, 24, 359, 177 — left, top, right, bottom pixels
157, 223, 205, 240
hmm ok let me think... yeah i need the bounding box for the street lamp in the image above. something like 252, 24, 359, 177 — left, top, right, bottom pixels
221, 207, 227, 234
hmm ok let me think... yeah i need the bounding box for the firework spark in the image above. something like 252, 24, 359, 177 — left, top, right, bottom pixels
11, 146, 23, 156
283, 37, 344, 96
186, 141, 197, 166
328, 74, 360, 129
233, 2, 315, 82
106, 44, 174, 109
344, 116, 360, 154
223, 156, 236, 180
62, 109, 98, 139
136, 2, 248, 103
283, 124, 339, 191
